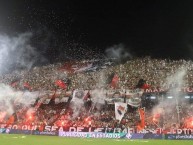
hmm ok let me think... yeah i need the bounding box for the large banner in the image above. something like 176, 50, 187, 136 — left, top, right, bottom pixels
59, 132, 128, 139
59, 132, 163, 139
0, 124, 193, 135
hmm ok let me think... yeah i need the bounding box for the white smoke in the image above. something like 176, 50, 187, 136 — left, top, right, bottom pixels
166, 68, 186, 88
0, 84, 39, 117
105, 44, 132, 61
90, 89, 106, 110
70, 88, 106, 119
152, 68, 187, 127
0, 32, 45, 74
70, 89, 85, 119
0, 32, 46, 121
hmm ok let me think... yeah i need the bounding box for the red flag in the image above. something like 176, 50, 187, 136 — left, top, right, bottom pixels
110, 74, 119, 88
55, 80, 67, 89
137, 108, 145, 131
11, 82, 18, 87
59, 62, 75, 73
34, 102, 42, 109
10, 79, 20, 88
23, 82, 32, 91
142, 83, 150, 89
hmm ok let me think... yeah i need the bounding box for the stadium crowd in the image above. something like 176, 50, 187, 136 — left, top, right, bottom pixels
0, 57, 193, 131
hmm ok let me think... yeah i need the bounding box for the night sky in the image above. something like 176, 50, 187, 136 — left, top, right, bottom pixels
1, 0, 193, 62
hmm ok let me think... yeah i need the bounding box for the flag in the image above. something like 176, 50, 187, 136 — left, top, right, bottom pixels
83, 91, 90, 101
59, 61, 94, 73
34, 97, 47, 109
115, 102, 127, 122
59, 62, 76, 73
23, 82, 32, 91
110, 74, 119, 88
34, 101, 43, 109
74, 63, 93, 73
137, 108, 145, 131
136, 79, 145, 88
55, 80, 67, 89
10, 78, 20, 88
10, 81, 18, 88
106, 72, 115, 84
136, 79, 150, 89
49, 89, 57, 105
142, 84, 150, 89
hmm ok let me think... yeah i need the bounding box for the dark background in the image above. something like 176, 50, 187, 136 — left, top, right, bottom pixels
1, 0, 193, 63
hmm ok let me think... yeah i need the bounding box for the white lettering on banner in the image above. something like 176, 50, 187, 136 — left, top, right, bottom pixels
156, 128, 162, 134
113, 128, 121, 133
177, 129, 183, 134
94, 128, 103, 132
39, 131, 56, 135
32, 125, 37, 130
145, 89, 153, 93
22, 125, 27, 130
59, 132, 122, 138
0, 124, 193, 134
77, 127, 84, 132
59, 132, 87, 137
12, 125, 18, 129
176, 134, 193, 139
45, 126, 51, 131
58, 127, 64, 132
69, 127, 76, 132
51, 126, 58, 132
144, 87, 193, 93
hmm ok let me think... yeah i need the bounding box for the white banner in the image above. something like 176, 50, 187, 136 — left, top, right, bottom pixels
115, 102, 127, 122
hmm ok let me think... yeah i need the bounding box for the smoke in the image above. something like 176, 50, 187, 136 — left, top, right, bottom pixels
0, 84, 39, 118
70, 90, 85, 119
90, 89, 106, 110
0, 32, 47, 121
105, 44, 132, 61
70, 88, 106, 119
0, 32, 46, 74
152, 68, 187, 127
166, 68, 186, 88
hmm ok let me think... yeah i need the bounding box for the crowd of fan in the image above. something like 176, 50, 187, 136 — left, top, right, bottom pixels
0, 57, 193, 130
